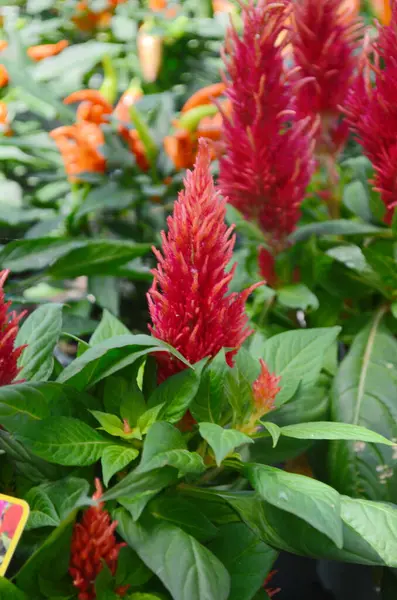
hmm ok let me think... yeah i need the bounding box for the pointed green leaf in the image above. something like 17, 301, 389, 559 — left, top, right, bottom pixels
90, 309, 130, 345
102, 445, 139, 486
245, 463, 343, 548
17, 417, 111, 466
199, 422, 253, 466
281, 422, 394, 445
16, 304, 63, 382
116, 510, 231, 600
262, 422, 281, 448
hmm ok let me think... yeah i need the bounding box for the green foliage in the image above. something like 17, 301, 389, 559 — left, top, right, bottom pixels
0, 1, 397, 598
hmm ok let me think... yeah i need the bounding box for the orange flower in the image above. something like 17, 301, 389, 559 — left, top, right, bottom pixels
72, 1, 112, 31
181, 83, 226, 113
0, 41, 8, 88
149, 0, 167, 8
64, 88, 149, 171
371, 0, 392, 24
0, 101, 11, 136
164, 84, 229, 169
50, 122, 106, 182
64, 89, 113, 124
113, 87, 143, 126
27, 40, 69, 62
212, 0, 235, 13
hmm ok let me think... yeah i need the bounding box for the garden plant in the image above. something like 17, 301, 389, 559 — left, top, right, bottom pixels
0, 0, 397, 599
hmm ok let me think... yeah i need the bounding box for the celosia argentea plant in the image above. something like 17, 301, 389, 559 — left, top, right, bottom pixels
1, 141, 397, 600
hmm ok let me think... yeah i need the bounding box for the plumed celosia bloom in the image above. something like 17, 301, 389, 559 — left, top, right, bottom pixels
219, 0, 315, 246
147, 139, 261, 382
344, 2, 397, 223
69, 479, 129, 600
292, 0, 362, 157
0, 270, 26, 386
252, 359, 281, 416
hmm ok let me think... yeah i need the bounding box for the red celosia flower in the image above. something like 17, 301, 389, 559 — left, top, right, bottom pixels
0, 270, 26, 386
219, 0, 315, 246
253, 360, 281, 416
69, 479, 129, 600
344, 3, 397, 223
291, 0, 362, 157
147, 139, 262, 382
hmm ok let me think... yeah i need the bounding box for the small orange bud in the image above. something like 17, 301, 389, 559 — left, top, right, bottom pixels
137, 28, 163, 83
27, 40, 69, 62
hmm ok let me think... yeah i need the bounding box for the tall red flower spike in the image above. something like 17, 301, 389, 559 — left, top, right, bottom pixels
292, 0, 362, 158
69, 479, 129, 600
219, 0, 315, 246
0, 270, 26, 386
147, 139, 262, 382
345, 1, 397, 223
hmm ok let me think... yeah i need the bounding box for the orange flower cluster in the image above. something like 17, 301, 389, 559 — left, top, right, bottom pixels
164, 83, 230, 170
0, 101, 11, 136
0, 39, 69, 88
72, 0, 127, 31
51, 87, 148, 182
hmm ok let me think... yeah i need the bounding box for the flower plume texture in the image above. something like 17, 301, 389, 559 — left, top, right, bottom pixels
147, 139, 261, 382
0, 270, 26, 386
292, 0, 362, 157
345, 0, 397, 223
219, 0, 315, 245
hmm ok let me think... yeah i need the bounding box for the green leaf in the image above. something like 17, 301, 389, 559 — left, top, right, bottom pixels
341, 496, 397, 567
75, 181, 137, 219
16, 304, 63, 382
257, 327, 341, 406
190, 350, 230, 423
209, 523, 277, 600
226, 205, 266, 244
0, 578, 28, 599
102, 467, 178, 520
25, 477, 89, 529
262, 422, 281, 448
329, 315, 397, 502
326, 244, 369, 273
290, 220, 384, 243
224, 349, 260, 423
0, 238, 85, 272
57, 334, 190, 391
148, 360, 207, 423
90, 309, 130, 345
115, 546, 152, 588
116, 510, 231, 600
48, 240, 150, 278
277, 284, 319, 311
137, 422, 205, 475
224, 492, 386, 566
342, 180, 372, 221
245, 463, 343, 548
16, 510, 76, 595
137, 404, 165, 434
90, 410, 140, 440
0, 381, 92, 434
280, 422, 394, 445
102, 445, 139, 486
17, 416, 111, 466
199, 423, 253, 466
149, 495, 218, 541
0, 237, 149, 275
